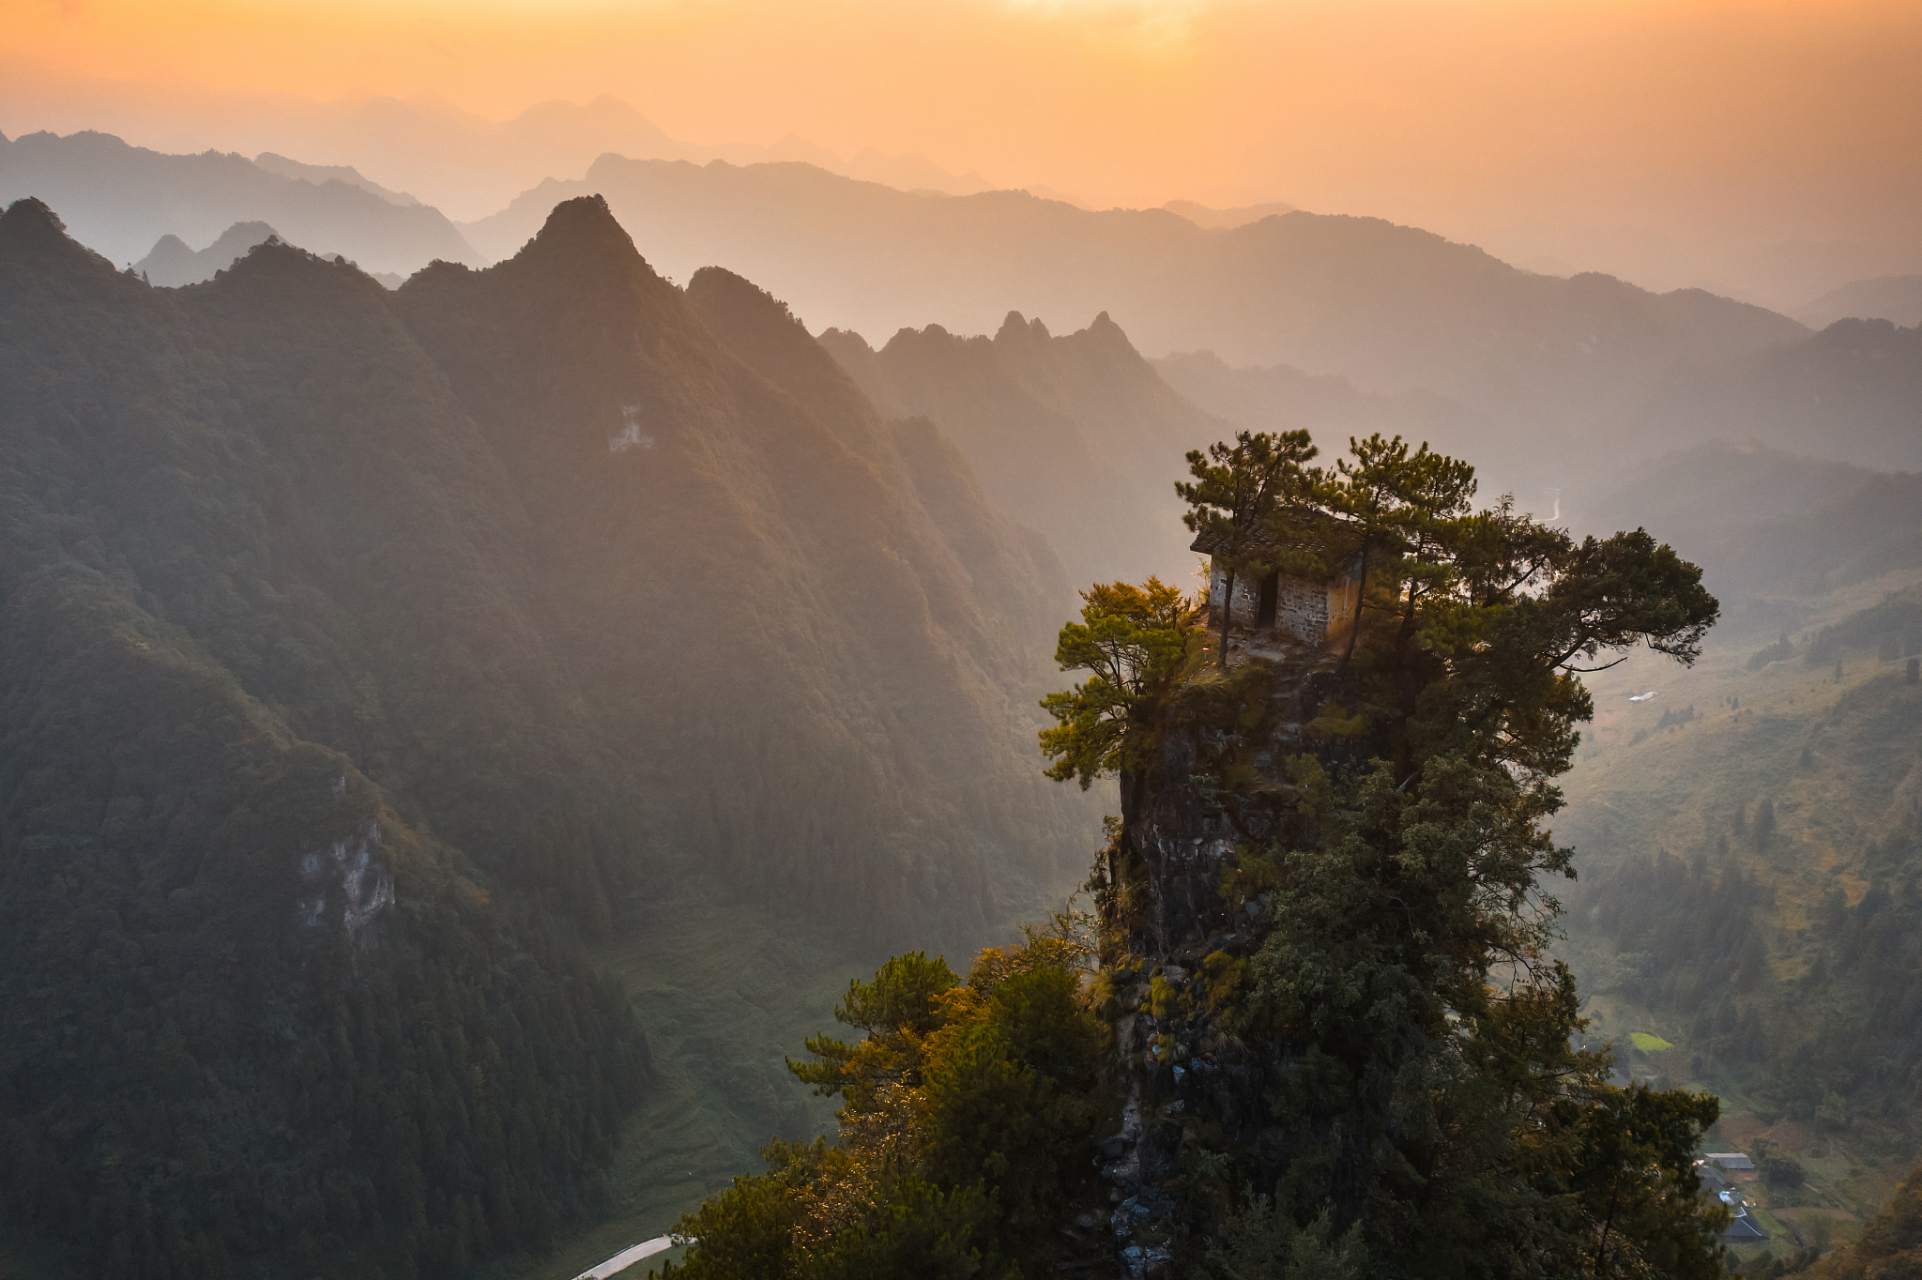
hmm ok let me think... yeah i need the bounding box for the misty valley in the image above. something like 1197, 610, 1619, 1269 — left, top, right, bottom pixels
2, 113, 1921, 1280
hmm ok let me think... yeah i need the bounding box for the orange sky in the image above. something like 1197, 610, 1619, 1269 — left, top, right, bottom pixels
5, 0, 1921, 291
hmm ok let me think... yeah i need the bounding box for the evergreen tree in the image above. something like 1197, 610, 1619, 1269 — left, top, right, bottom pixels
1176, 430, 1318, 668
674, 429, 1728, 1278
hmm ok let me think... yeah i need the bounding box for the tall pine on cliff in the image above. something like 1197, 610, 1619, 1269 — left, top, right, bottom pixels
664, 430, 1730, 1279
0, 193, 1085, 1277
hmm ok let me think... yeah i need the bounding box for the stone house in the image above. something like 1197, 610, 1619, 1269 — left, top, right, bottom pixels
1191, 526, 1362, 652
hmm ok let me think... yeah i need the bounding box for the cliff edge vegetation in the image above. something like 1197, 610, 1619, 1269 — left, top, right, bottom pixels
660, 428, 1733, 1278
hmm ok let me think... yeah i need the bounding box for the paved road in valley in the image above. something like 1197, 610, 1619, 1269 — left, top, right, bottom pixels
570, 1235, 674, 1279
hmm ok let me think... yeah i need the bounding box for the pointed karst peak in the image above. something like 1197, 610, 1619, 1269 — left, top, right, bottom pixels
521, 194, 647, 268
993, 311, 1052, 345
1080, 310, 1139, 352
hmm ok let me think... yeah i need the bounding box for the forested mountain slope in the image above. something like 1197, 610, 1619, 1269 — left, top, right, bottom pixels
819, 311, 1215, 586
391, 198, 1085, 939
1547, 445, 1922, 1256
0, 194, 1088, 1279
0, 129, 480, 273
0, 195, 643, 1280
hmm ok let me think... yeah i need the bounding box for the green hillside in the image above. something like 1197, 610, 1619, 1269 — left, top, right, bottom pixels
0, 193, 1092, 1279
1556, 566, 1922, 1258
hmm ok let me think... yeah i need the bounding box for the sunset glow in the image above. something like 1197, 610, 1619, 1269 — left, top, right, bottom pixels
5, 0, 1922, 282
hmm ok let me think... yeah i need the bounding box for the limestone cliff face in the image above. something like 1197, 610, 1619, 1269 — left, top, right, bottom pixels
1093, 651, 1360, 1278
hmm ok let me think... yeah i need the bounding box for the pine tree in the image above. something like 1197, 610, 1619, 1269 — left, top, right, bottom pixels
1176, 430, 1317, 668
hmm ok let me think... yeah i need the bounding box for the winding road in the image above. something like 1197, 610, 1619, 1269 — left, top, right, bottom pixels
569, 1235, 674, 1279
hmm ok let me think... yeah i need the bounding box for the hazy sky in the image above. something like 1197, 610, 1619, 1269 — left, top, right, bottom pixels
6, 0, 1921, 297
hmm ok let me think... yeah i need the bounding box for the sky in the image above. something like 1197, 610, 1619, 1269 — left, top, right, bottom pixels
5, 0, 1921, 301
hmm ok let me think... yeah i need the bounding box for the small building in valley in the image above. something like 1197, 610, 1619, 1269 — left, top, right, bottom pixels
1191, 527, 1361, 652
1718, 1208, 1769, 1244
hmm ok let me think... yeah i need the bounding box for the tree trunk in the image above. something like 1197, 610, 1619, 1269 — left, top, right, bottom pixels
1340, 548, 1370, 667
1217, 567, 1236, 669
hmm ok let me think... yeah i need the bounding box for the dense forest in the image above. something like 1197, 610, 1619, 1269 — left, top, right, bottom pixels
662, 428, 1741, 1278
0, 193, 1092, 1277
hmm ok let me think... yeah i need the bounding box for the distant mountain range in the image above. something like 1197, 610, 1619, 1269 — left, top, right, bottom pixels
1576, 440, 1922, 609
1158, 198, 1297, 229
1628, 319, 1922, 477
252, 150, 422, 206
821, 311, 1219, 587
0, 128, 480, 272
3, 92, 995, 223
1148, 350, 1518, 496
464, 154, 1808, 492
11, 128, 1917, 489
132, 219, 406, 288
1796, 274, 1922, 330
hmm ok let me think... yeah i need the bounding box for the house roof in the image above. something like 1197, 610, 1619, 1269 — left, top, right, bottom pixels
1706, 1154, 1755, 1170
1189, 517, 1359, 580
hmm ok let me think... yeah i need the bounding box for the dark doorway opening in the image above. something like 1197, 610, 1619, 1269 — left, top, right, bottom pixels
1256, 571, 1279, 630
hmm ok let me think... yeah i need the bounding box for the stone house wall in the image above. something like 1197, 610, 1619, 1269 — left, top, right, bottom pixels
1208, 563, 1336, 648
1208, 563, 1264, 630
1275, 575, 1328, 646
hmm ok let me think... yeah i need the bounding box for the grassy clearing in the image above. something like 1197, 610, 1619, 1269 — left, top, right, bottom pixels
489, 880, 878, 1280
1629, 1031, 1676, 1052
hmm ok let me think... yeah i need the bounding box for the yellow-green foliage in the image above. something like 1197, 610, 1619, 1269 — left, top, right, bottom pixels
673, 927, 1112, 1278
1629, 1032, 1675, 1052
1040, 577, 1198, 788
1148, 975, 1188, 1021
1305, 705, 1373, 740
1200, 950, 1250, 1013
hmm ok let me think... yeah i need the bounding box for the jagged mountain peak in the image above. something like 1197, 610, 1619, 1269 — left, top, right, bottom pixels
520, 192, 647, 267
1071, 309, 1138, 357
0, 197, 120, 277
994, 310, 1051, 344
685, 264, 886, 444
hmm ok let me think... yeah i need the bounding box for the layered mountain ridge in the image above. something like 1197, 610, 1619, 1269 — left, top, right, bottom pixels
0, 129, 481, 273
0, 192, 1088, 1278
464, 154, 1808, 484
820, 310, 1218, 586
